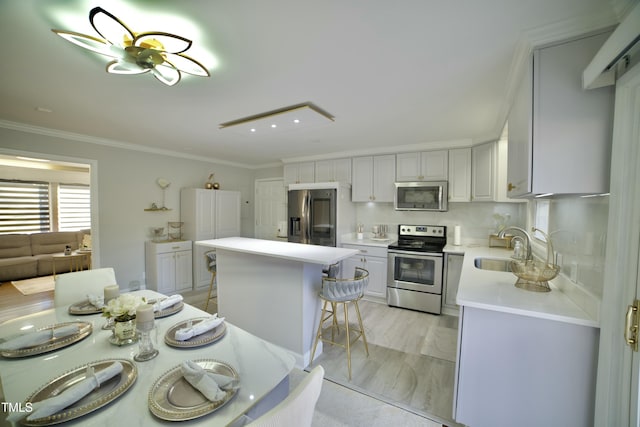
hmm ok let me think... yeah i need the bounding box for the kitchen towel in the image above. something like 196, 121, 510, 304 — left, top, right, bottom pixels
174, 315, 225, 341
23, 362, 123, 421
180, 360, 238, 402
153, 294, 183, 312
454, 225, 462, 246
0, 324, 79, 351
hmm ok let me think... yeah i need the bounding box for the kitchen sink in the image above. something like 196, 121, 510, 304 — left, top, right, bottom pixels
473, 257, 512, 272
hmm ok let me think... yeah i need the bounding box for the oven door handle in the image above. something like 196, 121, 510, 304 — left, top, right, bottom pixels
388, 249, 443, 258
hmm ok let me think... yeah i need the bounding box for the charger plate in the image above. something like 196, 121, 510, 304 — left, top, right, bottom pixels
148, 359, 239, 421
164, 317, 227, 348
68, 300, 103, 315
155, 301, 184, 319
0, 322, 93, 358
20, 359, 137, 426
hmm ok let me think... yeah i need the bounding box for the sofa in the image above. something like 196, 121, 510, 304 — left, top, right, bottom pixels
0, 231, 91, 282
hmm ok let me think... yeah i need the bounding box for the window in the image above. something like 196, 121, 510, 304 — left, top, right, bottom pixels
0, 180, 50, 234
58, 184, 91, 231
0, 179, 90, 234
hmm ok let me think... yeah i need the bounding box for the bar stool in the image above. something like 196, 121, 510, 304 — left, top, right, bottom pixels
204, 250, 217, 312
310, 267, 369, 380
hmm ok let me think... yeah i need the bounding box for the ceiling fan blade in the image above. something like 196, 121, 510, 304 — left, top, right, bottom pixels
135, 32, 192, 54
152, 64, 181, 86
51, 30, 118, 58
164, 53, 210, 77
89, 7, 136, 48
106, 60, 149, 75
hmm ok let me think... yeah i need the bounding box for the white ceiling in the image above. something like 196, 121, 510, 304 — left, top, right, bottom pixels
0, 0, 628, 168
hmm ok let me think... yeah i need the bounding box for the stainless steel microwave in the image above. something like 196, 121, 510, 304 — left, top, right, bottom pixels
394, 181, 448, 211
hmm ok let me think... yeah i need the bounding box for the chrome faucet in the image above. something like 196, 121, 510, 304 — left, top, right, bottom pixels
498, 226, 533, 260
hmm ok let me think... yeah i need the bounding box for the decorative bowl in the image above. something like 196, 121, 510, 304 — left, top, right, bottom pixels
509, 259, 560, 292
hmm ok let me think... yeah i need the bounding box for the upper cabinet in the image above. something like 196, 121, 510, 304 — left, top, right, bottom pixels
396, 150, 448, 181
314, 158, 352, 184
283, 162, 315, 186
448, 148, 472, 202
507, 31, 614, 197
352, 155, 396, 202
471, 142, 496, 202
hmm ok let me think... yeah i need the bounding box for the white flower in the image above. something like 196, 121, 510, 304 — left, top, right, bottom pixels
103, 294, 145, 320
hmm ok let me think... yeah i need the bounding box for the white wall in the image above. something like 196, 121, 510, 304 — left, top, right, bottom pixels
0, 127, 255, 289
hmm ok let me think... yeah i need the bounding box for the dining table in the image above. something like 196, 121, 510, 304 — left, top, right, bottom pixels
0, 289, 296, 426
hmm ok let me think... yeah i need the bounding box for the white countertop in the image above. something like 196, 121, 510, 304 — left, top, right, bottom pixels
454, 246, 598, 328
340, 234, 396, 248
197, 237, 359, 265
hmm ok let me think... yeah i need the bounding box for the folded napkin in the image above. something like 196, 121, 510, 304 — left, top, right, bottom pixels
0, 324, 79, 351
175, 315, 225, 341
24, 362, 124, 421
153, 294, 183, 312
86, 294, 105, 309
181, 360, 238, 402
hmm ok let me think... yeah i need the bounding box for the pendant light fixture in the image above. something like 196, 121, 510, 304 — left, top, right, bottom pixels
51, 7, 210, 86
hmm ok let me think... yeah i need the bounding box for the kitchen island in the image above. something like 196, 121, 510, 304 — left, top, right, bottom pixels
196, 237, 359, 368
451, 246, 599, 427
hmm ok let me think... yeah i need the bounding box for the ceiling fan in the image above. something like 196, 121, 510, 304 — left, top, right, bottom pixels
51, 7, 210, 86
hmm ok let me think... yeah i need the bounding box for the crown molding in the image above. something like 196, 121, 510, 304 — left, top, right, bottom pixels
0, 119, 266, 169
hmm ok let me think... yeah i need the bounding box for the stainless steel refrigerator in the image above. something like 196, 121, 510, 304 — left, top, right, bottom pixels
288, 188, 337, 246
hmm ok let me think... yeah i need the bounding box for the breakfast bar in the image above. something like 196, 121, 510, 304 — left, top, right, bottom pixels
196, 237, 359, 368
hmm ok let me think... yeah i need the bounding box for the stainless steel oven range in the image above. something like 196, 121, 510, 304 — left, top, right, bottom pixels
387, 224, 446, 314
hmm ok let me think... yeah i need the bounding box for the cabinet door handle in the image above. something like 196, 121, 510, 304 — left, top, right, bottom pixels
507, 183, 516, 192
360, 249, 368, 253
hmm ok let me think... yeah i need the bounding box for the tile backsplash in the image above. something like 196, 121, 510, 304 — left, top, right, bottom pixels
355, 201, 527, 245
530, 195, 609, 300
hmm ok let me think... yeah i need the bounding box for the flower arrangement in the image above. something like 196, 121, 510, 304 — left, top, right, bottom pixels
102, 294, 146, 321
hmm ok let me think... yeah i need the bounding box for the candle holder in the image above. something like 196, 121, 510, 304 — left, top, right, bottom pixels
134, 322, 158, 361
134, 304, 159, 362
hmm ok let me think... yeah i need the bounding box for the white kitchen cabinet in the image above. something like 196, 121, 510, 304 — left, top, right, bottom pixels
507, 31, 614, 197
396, 150, 448, 181
283, 162, 315, 186
471, 142, 496, 202
454, 306, 598, 427
181, 188, 241, 289
448, 148, 472, 202
341, 244, 388, 301
351, 155, 396, 202
145, 240, 193, 294
314, 158, 351, 184
443, 253, 463, 311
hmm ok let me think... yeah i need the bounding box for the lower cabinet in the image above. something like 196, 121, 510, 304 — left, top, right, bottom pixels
145, 241, 193, 294
454, 306, 598, 427
341, 244, 388, 301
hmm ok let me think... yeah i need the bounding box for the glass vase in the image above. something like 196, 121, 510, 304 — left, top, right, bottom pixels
108, 317, 138, 346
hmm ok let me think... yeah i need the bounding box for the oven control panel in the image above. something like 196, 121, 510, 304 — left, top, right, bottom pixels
398, 224, 446, 237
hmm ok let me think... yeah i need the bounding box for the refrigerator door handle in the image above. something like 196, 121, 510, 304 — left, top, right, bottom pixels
304, 192, 312, 243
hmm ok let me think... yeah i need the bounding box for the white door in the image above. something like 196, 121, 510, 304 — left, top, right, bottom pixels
254, 179, 286, 240
594, 63, 640, 426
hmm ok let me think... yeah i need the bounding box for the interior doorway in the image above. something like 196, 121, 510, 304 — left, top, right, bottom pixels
0, 149, 99, 267
254, 178, 286, 241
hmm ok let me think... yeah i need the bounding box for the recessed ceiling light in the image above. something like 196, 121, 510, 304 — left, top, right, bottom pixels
219, 102, 334, 135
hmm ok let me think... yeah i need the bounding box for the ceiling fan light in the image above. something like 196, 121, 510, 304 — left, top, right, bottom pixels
164, 53, 210, 77
89, 7, 135, 48
135, 32, 192, 54
152, 64, 181, 86
51, 30, 116, 57
106, 60, 148, 75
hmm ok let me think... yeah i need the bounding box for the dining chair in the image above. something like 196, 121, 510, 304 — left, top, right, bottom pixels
310, 267, 369, 380
53, 267, 117, 307
246, 365, 324, 427
204, 250, 217, 311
